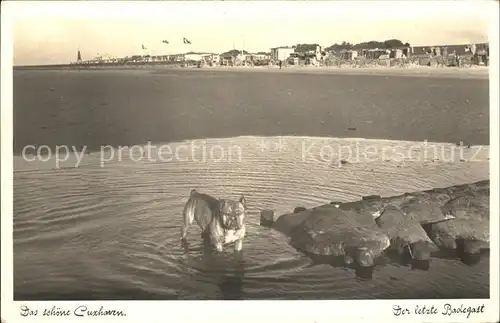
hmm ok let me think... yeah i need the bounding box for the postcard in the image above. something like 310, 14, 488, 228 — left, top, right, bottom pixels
1, 1, 498, 322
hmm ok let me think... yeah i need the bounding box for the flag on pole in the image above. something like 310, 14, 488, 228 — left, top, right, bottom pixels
183, 37, 191, 44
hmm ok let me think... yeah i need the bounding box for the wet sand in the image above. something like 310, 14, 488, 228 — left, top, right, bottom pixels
13, 68, 489, 154
15, 64, 490, 80
188, 65, 490, 79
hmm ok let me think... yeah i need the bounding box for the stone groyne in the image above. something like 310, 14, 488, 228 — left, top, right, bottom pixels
260, 180, 489, 278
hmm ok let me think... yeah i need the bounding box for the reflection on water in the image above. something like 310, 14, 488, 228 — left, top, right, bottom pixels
181, 238, 245, 300
14, 136, 490, 300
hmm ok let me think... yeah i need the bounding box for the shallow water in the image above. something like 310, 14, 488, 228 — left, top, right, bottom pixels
14, 136, 490, 300
13, 69, 490, 299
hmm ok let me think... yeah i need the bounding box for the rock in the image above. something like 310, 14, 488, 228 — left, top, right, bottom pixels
293, 206, 307, 213
400, 199, 454, 225
266, 180, 489, 275
375, 205, 439, 268
260, 210, 275, 227
284, 205, 390, 266
456, 239, 483, 266
427, 192, 489, 255
362, 195, 381, 201
339, 199, 386, 219
376, 205, 431, 244
410, 241, 435, 261
273, 209, 312, 236
470, 180, 489, 193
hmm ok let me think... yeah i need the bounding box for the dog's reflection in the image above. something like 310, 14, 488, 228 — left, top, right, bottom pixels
181, 237, 245, 300
218, 252, 245, 300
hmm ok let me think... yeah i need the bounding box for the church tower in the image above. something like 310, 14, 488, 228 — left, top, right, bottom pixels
77, 49, 82, 62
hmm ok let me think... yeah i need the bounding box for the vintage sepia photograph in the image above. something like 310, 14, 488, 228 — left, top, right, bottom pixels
1, 0, 499, 322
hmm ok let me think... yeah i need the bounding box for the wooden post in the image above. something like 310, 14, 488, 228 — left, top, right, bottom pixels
457, 239, 482, 266
353, 247, 375, 279
260, 210, 275, 227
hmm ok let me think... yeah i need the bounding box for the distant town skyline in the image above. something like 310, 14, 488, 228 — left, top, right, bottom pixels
6, 1, 494, 65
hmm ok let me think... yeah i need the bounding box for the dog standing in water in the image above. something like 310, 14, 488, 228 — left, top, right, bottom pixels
181, 190, 247, 252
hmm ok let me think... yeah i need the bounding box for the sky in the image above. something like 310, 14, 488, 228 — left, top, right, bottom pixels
5, 1, 495, 66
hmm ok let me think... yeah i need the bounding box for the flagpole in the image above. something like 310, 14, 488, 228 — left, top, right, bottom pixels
161, 40, 170, 61
240, 34, 245, 66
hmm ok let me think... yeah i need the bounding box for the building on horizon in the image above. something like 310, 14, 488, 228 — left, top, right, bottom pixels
68, 41, 489, 67
270, 46, 295, 62
410, 42, 489, 65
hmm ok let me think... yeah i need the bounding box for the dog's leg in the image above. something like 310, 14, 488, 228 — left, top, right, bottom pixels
234, 226, 246, 252
181, 226, 189, 240
210, 233, 224, 252
214, 242, 224, 252
181, 200, 195, 240
201, 230, 211, 242
208, 215, 225, 252
234, 239, 243, 252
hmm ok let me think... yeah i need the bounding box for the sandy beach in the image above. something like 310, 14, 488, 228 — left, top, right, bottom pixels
16, 63, 490, 80
187, 65, 490, 79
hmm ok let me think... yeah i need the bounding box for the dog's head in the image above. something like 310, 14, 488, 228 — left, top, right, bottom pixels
219, 195, 247, 230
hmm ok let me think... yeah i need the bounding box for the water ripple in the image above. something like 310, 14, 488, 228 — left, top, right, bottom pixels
14, 136, 489, 299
